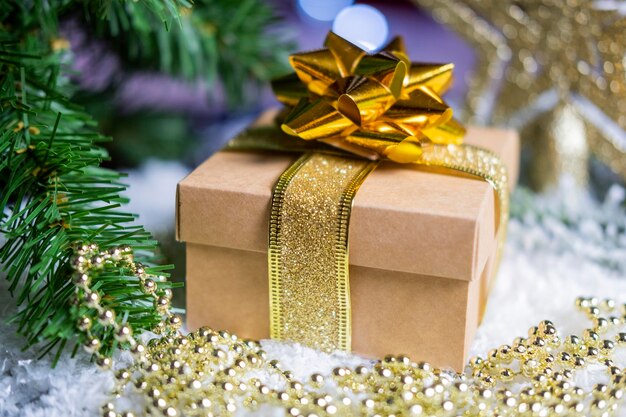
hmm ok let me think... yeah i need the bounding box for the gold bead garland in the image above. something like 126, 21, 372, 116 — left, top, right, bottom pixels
71, 244, 180, 368
69, 245, 626, 416
97, 289, 626, 417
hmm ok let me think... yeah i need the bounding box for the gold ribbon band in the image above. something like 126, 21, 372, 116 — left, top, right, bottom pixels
268, 153, 377, 351
420, 143, 509, 272
228, 129, 509, 351
227, 31, 509, 352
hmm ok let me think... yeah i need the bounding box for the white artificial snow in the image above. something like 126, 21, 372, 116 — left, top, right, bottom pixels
122, 160, 191, 234
1, 162, 625, 416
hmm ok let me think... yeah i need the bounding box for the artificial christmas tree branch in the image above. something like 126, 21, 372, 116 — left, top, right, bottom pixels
0, 0, 290, 364
0, 34, 176, 363
85, 0, 293, 104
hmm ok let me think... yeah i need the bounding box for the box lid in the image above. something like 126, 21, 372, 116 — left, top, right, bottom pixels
177, 123, 519, 282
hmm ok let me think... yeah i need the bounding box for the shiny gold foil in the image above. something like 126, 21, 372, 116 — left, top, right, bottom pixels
272, 32, 465, 163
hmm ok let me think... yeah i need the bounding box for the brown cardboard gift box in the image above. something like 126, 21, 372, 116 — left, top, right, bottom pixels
176, 122, 519, 371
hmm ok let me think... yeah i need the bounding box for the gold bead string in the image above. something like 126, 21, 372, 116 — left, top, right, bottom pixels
71, 244, 181, 369
97, 294, 626, 417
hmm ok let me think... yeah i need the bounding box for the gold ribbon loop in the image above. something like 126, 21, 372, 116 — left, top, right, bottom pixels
336, 76, 396, 126
324, 31, 366, 76
354, 52, 407, 98
405, 63, 455, 95
289, 49, 342, 96
271, 73, 309, 106
383, 88, 452, 131
281, 99, 354, 140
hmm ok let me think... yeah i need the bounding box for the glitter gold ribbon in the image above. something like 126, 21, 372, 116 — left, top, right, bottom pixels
228, 132, 509, 352
269, 153, 377, 351
227, 32, 510, 352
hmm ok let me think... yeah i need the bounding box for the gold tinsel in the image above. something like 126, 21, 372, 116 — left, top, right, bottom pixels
412, 0, 626, 189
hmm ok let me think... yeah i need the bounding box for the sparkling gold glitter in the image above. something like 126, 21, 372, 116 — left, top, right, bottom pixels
412, 0, 626, 187
231, 130, 510, 352
422, 143, 509, 266
269, 153, 376, 351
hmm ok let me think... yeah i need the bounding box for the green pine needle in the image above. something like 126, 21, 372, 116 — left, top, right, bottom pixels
86, 0, 294, 105
0, 30, 176, 362
0, 0, 291, 364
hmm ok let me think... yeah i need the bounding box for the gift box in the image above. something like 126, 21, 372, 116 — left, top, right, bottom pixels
176, 112, 519, 370
179, 31, 520, 370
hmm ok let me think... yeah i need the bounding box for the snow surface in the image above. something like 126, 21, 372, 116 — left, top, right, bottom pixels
1, 162, 625, 416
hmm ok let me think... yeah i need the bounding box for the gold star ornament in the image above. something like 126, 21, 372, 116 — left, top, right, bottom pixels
412, 0, 626, 188
271, 31, 465, 163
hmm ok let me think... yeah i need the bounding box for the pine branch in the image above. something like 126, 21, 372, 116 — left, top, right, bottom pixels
0, 3, 176, 363
82, 0, 294, 105
0, 0, 291, 364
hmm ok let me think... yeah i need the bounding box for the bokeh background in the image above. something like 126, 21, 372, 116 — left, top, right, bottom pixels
3, 2, 626, 415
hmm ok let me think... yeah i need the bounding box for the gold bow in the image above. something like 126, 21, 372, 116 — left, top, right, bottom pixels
271, 31, 466, 163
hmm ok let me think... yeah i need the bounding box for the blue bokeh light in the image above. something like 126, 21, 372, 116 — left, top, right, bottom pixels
332, 5, 389, 53
297, 0, 354, 22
